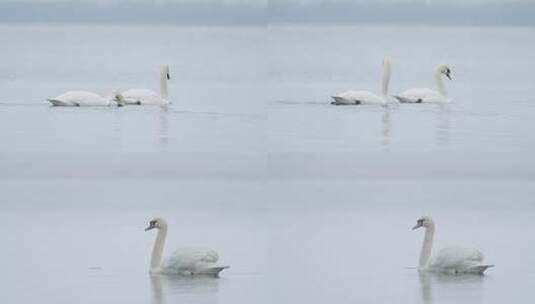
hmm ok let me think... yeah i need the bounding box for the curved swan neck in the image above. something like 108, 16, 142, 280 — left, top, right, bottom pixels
381, 59, 392, 96
160, 66, 169, 99
419, 223, 435, 270
150, 224, 167, 272
434, 67, 447, 96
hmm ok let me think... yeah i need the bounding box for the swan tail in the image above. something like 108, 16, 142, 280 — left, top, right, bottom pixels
330, 96, 344, 105
47, 99, 81, 106
47, 99, 69, 106
393, 96, 403, 102
330, 96, 360, 105
195, 266, 230, 275
467, 264, 494, 274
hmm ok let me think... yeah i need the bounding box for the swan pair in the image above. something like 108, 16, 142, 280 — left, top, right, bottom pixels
331, 58, 452, 105
145, 217, 229, 276
47, 65, 170, 107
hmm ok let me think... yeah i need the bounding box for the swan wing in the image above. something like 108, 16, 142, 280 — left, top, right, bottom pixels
395, 88, 449, 103
331, 90, 383, 105
163, 248, 227, 274
48, 91, 109, 106
430, 247, 491, 273
122, 89, 167, 105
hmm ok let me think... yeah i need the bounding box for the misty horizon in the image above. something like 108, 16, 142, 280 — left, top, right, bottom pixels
0, 1, 534, 26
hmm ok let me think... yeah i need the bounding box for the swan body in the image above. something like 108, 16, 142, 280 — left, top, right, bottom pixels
123, 65, 170, 105
412, 216, 493, 275
331, 57, 392, 105
48, 91, 124, 107
429, 247, 489, 274
395, 64, 452, 103
161, 248, 228, 275
122, 89, 163, 105
145, 217, 229, 275
331, 90, 383, 105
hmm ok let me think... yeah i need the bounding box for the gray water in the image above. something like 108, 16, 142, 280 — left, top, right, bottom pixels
1, 24, 534, 304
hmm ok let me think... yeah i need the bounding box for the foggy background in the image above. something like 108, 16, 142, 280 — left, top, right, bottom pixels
0, 0, 534, 25
1, 1, 534, 304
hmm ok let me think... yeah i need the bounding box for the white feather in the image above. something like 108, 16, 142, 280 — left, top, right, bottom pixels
122, 65, 170, 105
47, 91, 120, 107
429, 247, 491, 274
145, 218, 229, 276
413, 216, 493, 275
332, 90, 384, 105
395, 64, 452, 104
331, 57, 393, 105
162, 248, 228, 274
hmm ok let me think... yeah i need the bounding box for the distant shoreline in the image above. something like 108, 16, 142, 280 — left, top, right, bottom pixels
0, 3, 534, 27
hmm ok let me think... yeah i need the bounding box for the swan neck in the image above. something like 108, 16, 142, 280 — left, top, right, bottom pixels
150, 225, 167, 271
160, 68, 168, 99
434, 68, 447, 96
419, 224, 435, 270
381, 61, 391, 96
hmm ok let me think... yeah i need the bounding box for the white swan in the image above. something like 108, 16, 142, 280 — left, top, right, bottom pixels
331, 57, 393, 105
122, 65, 170, 105
412, 216, 493, 275
144, 217, 229, 275
395, 64, 452, 103
47, 91, 125, 107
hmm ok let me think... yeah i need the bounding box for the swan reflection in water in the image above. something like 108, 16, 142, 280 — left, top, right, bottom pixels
158, 106, 169, 148
150, 274, 221, 304
434, 104, 451, 147
381, 106, 391, 149
418, 272, 485, 304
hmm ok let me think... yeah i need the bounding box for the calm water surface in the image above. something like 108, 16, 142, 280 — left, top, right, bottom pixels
0, 24, 534, 303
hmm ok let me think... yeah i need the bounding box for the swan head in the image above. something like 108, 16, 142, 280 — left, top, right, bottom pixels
412, 216, 435, 230
145, 217, 167, 231
161, 65, 170, 80
112, 91, 125, 107
438, 64, 452, 80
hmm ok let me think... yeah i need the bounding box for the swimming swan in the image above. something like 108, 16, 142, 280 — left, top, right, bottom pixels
47, 91, 125, 107
395, 64, 452, 103
331, 57, 392, 105
122, 65, 170, 105
144, 217, 229, 275
412, 216, 493, 275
